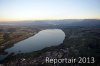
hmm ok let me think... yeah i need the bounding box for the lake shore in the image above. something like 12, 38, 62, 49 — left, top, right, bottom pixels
0, 29, 41, 54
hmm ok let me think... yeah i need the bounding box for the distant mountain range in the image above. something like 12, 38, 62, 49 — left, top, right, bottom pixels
0, 19, 100, 27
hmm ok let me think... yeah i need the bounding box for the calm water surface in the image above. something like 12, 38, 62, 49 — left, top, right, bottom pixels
0, 29, 65, 61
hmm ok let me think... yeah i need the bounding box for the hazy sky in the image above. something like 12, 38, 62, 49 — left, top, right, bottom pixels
0, 0, 100, 21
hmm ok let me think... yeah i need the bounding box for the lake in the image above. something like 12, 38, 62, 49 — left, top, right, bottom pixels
0, 29, 65, 61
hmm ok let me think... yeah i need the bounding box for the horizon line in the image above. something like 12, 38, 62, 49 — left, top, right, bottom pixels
0, 18, 100, 22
